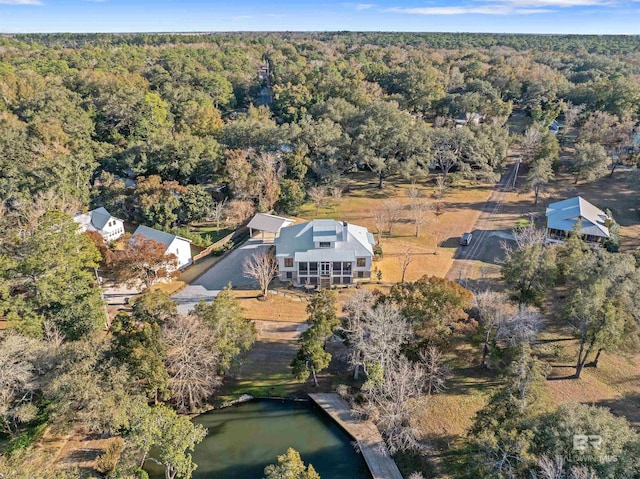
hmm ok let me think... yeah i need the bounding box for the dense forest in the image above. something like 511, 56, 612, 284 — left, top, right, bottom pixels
1, 32, 640, 479
1, 32, 639, 226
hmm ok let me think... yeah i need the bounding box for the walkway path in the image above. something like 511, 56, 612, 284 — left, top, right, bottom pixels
171, 237, 272, 314
308, 393, 403, 479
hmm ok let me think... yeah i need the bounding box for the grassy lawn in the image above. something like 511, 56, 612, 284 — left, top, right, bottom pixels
231, 290, 310, 322
218, 340, 303, 400
187, 222, 232, 244
297, 171, 493, 282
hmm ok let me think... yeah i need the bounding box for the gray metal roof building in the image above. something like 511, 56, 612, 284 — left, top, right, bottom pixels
275, 220, 375, 261
247, 213, 294, 239
545, 196, 610, 240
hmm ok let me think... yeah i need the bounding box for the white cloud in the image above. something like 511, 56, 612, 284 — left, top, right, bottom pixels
0, 0, 43, 4
356, 3, 375, 9
386, 5, 553, 14
386, 0, 621, 15
486, 0, 615, 6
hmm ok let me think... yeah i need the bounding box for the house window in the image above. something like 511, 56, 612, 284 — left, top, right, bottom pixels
309, 262, 318, 274
357, 271, 365, 278
284, 257, 294, 268
299, 262, 308, 273
332, 277, 341, 285
356, 257, 366, 267
286, 272, 293, 279
319, 242, 331, 248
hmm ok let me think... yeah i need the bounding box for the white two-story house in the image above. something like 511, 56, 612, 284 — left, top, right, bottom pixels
74, 207, 125, 242
275, 219, 375, 288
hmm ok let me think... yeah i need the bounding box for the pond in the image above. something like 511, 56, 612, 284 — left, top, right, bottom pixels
145, 399, 372, 479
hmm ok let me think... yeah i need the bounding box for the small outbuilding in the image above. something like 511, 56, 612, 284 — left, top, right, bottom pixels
133, 225, 193, 269
247, 213, 294, 241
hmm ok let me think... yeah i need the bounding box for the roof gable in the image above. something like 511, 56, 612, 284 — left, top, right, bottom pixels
247, 213, 293, 234
74, 207, 122, 233
275, 219, 374, 258
546, 196, 610, 238
133, 225, 191, 249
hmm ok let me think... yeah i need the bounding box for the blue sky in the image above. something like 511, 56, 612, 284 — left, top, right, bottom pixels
0, 0, 639, 34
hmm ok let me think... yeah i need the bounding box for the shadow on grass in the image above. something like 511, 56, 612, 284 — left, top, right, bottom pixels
595, 393, 640, 427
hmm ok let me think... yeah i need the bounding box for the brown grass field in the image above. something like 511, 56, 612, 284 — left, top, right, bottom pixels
297, 171, 493, 283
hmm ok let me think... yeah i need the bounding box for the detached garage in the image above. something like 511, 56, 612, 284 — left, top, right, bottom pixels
247, 213, 294, 241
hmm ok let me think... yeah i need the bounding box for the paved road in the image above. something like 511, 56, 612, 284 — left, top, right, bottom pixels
259, 85, 272, 106
446, 161, 519, 282
172, 237, 272, 314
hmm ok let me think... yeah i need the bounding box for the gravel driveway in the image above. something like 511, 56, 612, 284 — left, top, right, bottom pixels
172, 237, 272, 314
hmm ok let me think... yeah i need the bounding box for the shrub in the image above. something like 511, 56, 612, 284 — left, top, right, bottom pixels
95, 437, 124, 477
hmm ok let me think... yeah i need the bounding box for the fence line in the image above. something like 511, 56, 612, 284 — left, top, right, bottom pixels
192, 225, 249, 263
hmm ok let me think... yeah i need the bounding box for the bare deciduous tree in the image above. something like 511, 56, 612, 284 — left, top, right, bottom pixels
433, 116, 446, 128
342, 299, 446, 454
513, 217, 547, 248
382, 200, 402, 235
522, 127, 542, 163
497, 307, 543, 347
243, 250, 278, 298
43, 320, 65, 348
162, 314, 222, 413
330, 186, 342, 213
435, 174, 448, 199
562, 101, 585, 130
433, 231, 445, 255
209, 198, 226, 232
308, 186, 327, 216
409, 200, 430, 238
534, 455, 599, 479
406, 182, 421, 202
420, 346, 449, 396
342, 299, 410, 381
398, 247, 413, 282
432, 201, 445, 221
372, 209, 386, 244
0, 335, 44, 435
355, 354, 429, 453
224, 199, 255, 228
474, 290, 512, 368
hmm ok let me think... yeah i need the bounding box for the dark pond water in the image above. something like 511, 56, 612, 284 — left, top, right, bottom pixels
145, 399, 372, 479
